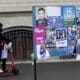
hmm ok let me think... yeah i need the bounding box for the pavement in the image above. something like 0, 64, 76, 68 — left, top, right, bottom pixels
0, 61, 80, 80
0, 63, 34, 80
0, 59, 80, 80
5, 58, 78, 64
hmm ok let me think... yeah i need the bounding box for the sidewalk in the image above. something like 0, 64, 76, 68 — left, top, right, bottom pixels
4, 58, 78, 64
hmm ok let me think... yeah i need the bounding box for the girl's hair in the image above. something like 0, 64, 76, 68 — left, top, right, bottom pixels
0, 23, 3, 33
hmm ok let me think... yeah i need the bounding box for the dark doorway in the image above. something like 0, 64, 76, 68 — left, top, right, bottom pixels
3, 26, 33, 60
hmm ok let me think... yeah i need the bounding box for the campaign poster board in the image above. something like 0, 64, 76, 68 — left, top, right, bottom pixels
33, 6, 80, 61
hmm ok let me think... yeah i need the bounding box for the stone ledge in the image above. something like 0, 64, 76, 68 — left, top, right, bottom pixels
0, 1, 79, 12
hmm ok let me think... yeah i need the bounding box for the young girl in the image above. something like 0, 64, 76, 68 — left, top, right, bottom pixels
1, 41, 8, 72
1, 41, 12, 72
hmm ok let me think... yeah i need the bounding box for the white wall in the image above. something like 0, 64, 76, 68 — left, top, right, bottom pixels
0, 12, 32, 29
0, 0, 79, 12
0, 0, 79, 3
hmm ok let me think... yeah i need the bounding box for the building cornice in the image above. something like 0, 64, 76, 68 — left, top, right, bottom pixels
0, 1, 80, 12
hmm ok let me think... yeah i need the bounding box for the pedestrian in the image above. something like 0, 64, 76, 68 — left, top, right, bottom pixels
1, 41, 12, 72
1, 41, 8, 72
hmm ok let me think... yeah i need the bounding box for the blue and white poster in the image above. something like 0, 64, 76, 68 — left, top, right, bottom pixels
56, 28, 67, 48
33, 6, 80, 61
76, 6, 80, 26
62, 6, 76, 26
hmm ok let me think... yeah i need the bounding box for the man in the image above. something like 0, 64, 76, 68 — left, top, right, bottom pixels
36, 8, 47, 26
76, 13, 80, 26
56, 30, 60, 39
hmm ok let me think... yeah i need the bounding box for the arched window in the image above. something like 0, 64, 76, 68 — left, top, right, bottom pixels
3, 26, 33, 60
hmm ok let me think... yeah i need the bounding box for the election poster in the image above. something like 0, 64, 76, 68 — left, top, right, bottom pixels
77, 27, 80, 44
45, 28, 56, 48
67, 25, 77, 55
76, 6, 80, 26
33, 6, 80, 61
56, 28, 67, 48
62, 6, 76, 26
34, 26, 45, 45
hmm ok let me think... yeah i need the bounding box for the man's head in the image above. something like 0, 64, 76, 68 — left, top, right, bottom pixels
70, 39, 76, 46
78, 13, 80, 17
40, 44, 45, 50
68, 26, 73, 33
78, 31, 80, 38
37, 8, 46, 19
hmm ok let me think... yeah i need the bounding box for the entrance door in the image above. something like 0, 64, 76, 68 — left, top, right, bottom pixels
15, 37, 23, 59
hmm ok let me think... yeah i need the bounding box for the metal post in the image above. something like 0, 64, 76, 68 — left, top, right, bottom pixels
34, 58, 37, 80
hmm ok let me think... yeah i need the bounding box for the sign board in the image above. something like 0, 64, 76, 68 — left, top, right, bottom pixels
33, 6, 80, 61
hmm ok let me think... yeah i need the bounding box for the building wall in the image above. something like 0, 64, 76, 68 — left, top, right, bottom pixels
0, 0, 79, 12
0, 12, 32, 29
0, 0, 79, 29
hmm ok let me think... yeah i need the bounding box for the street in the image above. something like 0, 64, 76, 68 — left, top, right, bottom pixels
0, 61, 80, 80
0, 63, 34, 80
